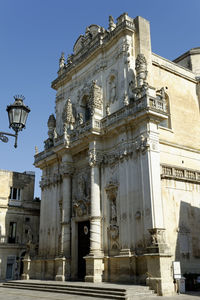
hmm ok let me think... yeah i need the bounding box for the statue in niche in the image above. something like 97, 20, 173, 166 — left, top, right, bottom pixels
62, 98, 75, 131
44, 114, 56, 150
135, 54, 148, 87
77, 112, 83, 125
111, 199, 117, 223
109, 76, 117, 103
106, 104, 110, 116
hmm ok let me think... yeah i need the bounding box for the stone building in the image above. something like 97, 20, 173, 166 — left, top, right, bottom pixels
0, 170, 40, 280
30, 13, 200, 295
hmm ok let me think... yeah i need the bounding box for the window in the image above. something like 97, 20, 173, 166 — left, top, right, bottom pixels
9, 187, 21, 201
81, 95, 91, 122
8, 222, 17, 243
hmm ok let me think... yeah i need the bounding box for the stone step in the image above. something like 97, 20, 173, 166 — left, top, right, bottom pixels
2, 281, 155, 299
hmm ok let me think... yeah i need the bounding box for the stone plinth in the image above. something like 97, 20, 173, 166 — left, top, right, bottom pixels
145, 228, 174, 296
84, 254, 104, 282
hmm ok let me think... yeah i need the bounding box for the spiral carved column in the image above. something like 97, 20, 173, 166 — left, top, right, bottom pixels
85, 145, 104, 282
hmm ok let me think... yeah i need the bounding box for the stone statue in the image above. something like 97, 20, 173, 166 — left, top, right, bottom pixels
111, 200, 117, 222
106, 104, 110, 115
47, 114, 56, 140
77, 112, 83, 125
135, 54, 148, 87
109, 77, 116, 103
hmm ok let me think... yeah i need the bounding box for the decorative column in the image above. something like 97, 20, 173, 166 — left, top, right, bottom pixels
55, 153, 73, 281
84, 143, 104, 282
136, 121, 174, 295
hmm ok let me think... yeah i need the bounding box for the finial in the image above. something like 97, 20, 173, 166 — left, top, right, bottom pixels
109, 15, 116, 31
35, 146, 38, 155
59, 52, 65, 69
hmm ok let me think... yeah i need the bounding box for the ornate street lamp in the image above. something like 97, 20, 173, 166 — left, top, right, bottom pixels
0, 95, 30, 148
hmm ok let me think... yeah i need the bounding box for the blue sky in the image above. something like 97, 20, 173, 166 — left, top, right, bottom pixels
0, 0, 199, 197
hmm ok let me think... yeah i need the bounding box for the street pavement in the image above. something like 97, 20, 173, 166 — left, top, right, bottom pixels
0, 287, 200, 300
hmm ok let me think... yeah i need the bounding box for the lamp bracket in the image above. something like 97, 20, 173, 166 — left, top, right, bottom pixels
0, 131, 18, 148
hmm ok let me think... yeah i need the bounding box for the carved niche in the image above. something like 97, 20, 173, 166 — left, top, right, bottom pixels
78, 81, 102, 122
107, 70, 118, 104
105, 181, 119, 250
72, 171, 91, 218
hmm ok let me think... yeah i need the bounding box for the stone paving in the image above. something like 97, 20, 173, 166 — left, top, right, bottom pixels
0, 287, 200, 300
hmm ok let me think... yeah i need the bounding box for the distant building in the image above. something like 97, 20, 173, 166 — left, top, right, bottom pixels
0, 170, 40, 280
28, 13, 200, 296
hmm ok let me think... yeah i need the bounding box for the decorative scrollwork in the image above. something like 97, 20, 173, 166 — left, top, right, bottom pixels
0, 133, 9, 143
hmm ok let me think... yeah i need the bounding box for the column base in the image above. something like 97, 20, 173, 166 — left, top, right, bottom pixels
55, 257, 66, 282
55, 275, 65, 281
21, 273, 29, 280
84, 254, 104, 283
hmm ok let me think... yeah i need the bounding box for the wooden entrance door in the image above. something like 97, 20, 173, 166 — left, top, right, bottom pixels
78, 221, 90, 280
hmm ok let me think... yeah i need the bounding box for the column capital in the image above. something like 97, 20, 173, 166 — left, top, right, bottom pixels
88, 149, 102, 167
60, 162, 74, 177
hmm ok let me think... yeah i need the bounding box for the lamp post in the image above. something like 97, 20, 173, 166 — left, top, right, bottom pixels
0, 95, 30, 148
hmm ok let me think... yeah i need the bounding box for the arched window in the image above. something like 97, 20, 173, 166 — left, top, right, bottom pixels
81, 95, 91, 122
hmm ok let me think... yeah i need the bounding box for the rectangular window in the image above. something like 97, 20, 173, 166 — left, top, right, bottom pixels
8, 222, 17, 243
9, 187, 21, 200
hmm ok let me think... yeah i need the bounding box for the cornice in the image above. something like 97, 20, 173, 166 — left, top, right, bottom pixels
152, 54, 197, 84
159, 139, 200, 155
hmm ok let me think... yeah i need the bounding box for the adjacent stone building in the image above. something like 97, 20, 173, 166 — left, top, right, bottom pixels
30, 13, 200, 295
0, 170, 40, 280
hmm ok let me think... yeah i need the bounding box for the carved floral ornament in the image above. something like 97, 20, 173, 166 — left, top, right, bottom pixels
87, 135, 156, 168
40, 173, 62, 189
148, 228, 166, 245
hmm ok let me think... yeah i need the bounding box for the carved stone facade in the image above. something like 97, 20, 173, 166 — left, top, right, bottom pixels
32, 13, 200, 296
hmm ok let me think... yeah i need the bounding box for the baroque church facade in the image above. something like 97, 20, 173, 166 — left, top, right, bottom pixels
25, 13, 200, 295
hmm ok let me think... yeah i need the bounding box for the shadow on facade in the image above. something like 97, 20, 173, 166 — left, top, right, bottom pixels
175, 200, 200, 291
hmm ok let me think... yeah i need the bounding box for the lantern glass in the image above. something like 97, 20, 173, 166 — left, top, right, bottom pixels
7, 96, 30, 133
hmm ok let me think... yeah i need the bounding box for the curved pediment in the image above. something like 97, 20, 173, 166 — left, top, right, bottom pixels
87, 24, 101, 36
73, 35, 85, 55
73, 25, 102, 55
